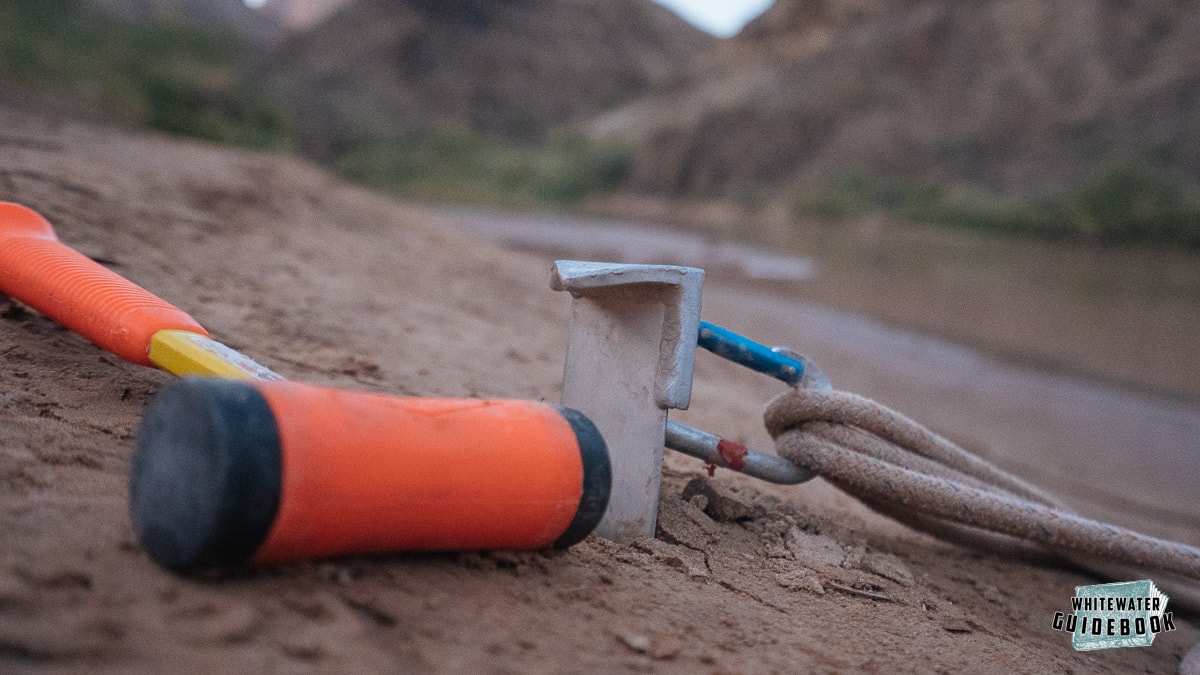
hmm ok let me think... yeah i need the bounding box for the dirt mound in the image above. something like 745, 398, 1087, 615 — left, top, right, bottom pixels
265, 0, 713, 156
593, 0, 1200, 199
1, 107, 1196, 671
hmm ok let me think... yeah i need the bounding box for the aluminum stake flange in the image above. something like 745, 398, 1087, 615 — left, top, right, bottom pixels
552, 260, 703, 543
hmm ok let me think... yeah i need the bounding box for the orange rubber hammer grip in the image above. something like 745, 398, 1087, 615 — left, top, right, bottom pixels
0, 202, 207, 366
130, 378, 611, 571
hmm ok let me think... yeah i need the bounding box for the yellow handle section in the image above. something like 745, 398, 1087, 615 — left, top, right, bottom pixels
149, 330, 283, 381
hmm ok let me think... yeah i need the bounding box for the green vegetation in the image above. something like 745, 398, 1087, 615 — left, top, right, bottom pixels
335, 129, 632, 207
794, 164, 1200, 248
0, 0, 291, 149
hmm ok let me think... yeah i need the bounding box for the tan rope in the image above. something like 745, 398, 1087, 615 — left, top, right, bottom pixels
764, 387, 1200, 585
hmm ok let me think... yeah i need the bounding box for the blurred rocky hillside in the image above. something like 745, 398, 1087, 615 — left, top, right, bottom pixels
88, 0, 283, 42
257, 0, 351, 31
589, 0, 1200, 203
263, 0, 713, 158
7, 0, 1199, 242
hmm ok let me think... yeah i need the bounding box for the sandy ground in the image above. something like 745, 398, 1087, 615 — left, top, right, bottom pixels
2, 107, 1198, 673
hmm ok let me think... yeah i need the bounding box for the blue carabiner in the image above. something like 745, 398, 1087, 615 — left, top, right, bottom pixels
697, 321, 806, 386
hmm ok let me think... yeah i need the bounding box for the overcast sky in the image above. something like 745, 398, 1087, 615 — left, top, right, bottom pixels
652, 0, 774, 37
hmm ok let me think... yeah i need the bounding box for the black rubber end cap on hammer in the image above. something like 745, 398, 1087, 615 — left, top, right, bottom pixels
130, 377, 282, 573
551, 406, 612, 549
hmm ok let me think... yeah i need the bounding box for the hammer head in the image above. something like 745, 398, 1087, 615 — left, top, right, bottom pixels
552, 260, 703, 542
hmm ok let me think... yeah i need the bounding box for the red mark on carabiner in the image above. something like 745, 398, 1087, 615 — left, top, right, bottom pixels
717, 439, 748, 472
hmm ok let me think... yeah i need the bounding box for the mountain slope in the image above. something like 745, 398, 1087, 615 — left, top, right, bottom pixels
87, 0, 282, 42
591, 0, 1200, 200
265, 0, 714, 156
258, 0, 352, 31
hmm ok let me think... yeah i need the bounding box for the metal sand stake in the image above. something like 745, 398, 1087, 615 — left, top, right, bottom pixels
552, 260, 814, 544
550, 260, 1200, 610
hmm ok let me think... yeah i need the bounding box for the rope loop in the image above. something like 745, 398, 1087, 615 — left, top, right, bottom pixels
763, 386, 1200, 583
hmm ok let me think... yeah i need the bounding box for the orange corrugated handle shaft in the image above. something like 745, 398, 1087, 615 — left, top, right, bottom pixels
252, 381, 585, 563
0, 202, 207, 366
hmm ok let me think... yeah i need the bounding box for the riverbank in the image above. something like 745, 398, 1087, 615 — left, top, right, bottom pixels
2, 107, 1196, 673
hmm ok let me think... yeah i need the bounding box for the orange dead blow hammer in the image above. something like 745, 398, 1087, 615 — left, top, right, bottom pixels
1, 202, 610, 572
132, 378, 609, 571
